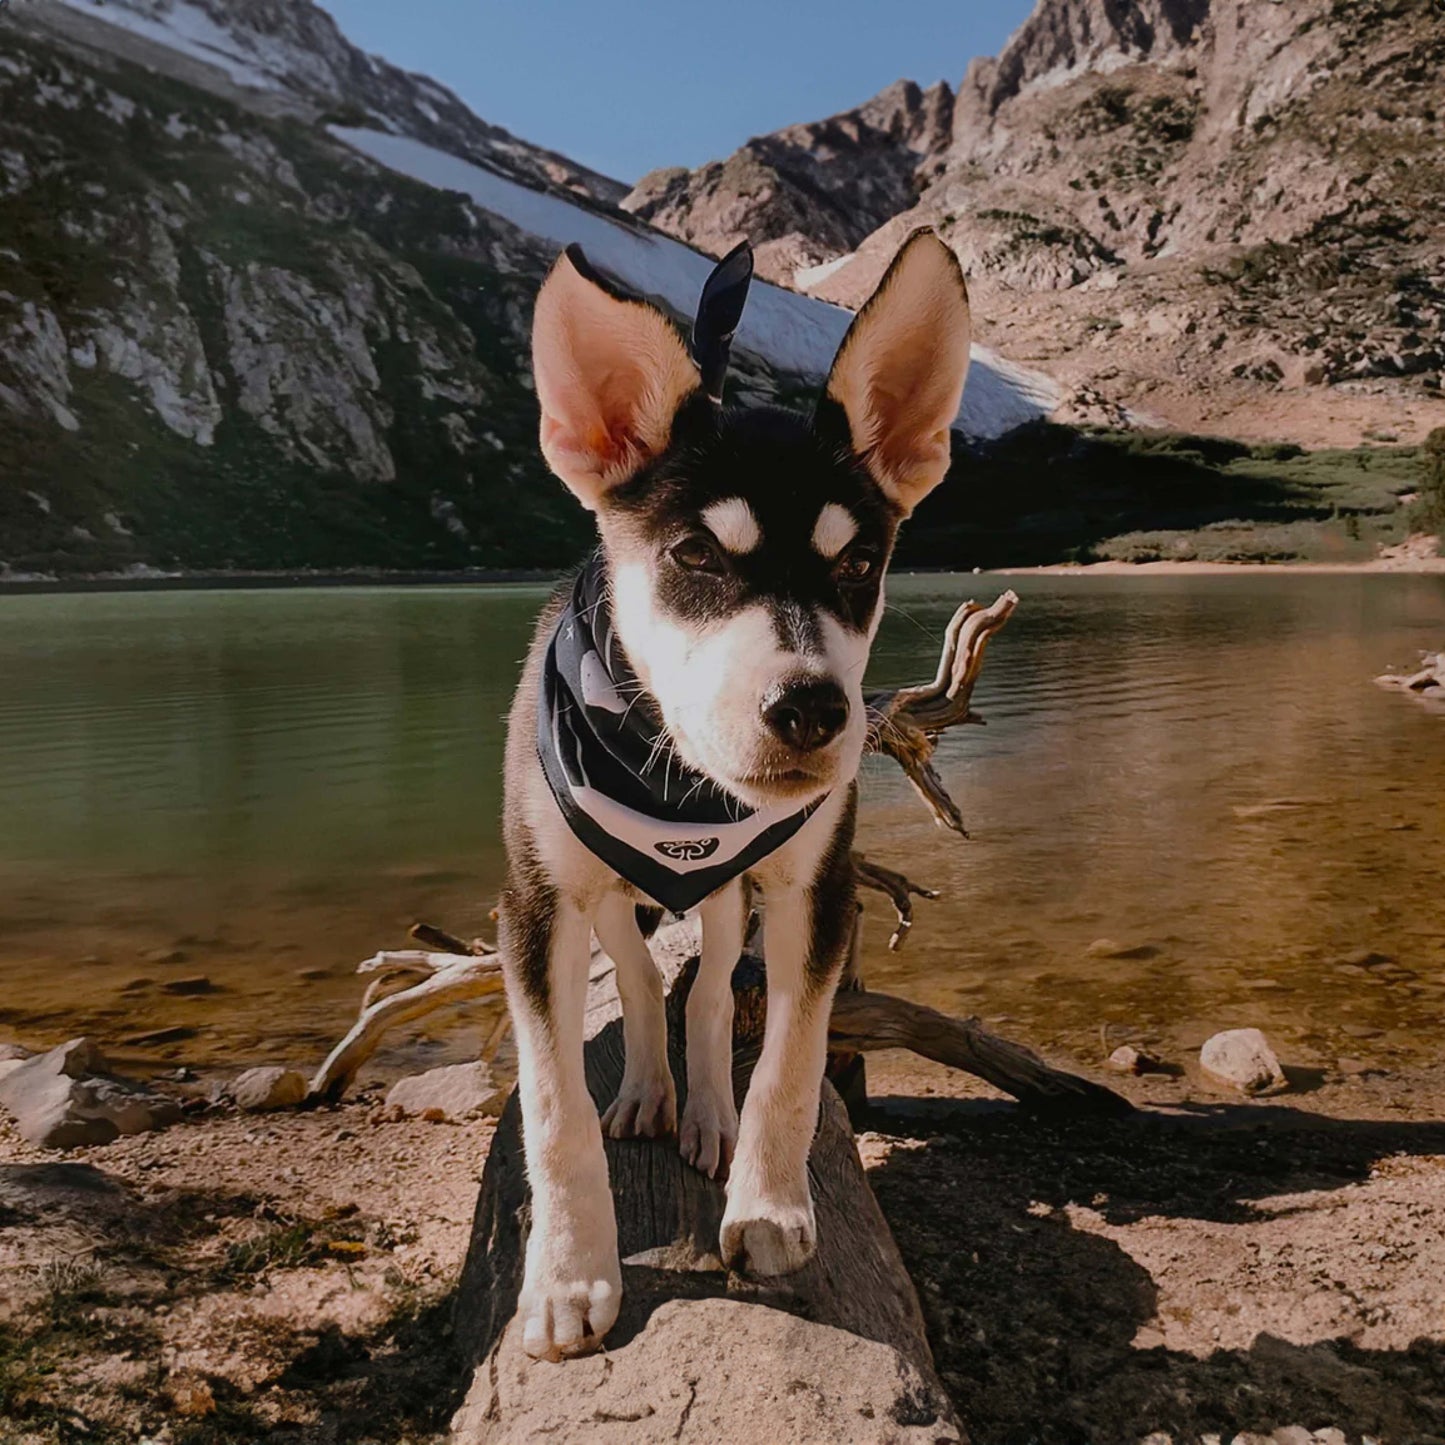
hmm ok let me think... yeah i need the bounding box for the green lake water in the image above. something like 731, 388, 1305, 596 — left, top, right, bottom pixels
1, 574, 1441, 1079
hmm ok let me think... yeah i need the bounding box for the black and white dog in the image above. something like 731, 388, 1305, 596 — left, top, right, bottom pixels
499, 229, 972, 1361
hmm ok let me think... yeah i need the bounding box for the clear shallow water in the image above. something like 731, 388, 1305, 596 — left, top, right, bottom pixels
1, 575, 1442, 1076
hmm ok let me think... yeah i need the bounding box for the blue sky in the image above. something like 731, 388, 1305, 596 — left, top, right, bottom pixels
322, 1, 1036, 185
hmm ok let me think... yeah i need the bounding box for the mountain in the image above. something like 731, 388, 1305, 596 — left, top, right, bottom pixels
0, 0, 1057, 580
35, 0, 628, 202
622, 79, 954, 289
629, 0, 1445, 445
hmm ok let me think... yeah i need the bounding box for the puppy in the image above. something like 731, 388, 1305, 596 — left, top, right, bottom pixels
499, 229, 972, 1361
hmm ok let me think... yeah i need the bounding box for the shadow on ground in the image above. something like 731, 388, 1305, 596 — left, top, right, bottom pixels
863, 1099, 1445, 1445
0, 1160, 467, 1444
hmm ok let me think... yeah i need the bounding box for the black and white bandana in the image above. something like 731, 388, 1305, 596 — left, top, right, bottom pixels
537, 554, 826, 913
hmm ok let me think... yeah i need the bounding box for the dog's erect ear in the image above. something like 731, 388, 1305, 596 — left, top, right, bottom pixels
532, 244, 700, 508
822, 230, 972, 515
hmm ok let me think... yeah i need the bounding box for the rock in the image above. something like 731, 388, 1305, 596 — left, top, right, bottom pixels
0, 1042, 34, 1062
1200, 1028, 1287, 1095
0, 1037, 181, 1148
123, 1027, 197, 1048
160, 976, 215, 995
231, 1066, 307, 1112
385, 1061, 504, 1121
1270, 1430, 1314, 1445
118, 977, 156, 993
1086, 939, 1160, 960
1105, 1045, 1166, 1075
142, 948, 190, 965
455, 1296, 961, 1444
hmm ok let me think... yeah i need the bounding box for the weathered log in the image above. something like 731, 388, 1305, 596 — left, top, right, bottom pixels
449, 959, 963, 1444
828, 989, 1132, 1117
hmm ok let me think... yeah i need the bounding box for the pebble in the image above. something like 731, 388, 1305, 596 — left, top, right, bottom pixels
1200, 1028, 1288, 1095
161, 976, 215, 996
1105, 1045, 1166, 1075
123, 1027, 198, 1047
142, 948, 190, 965
1086, 938, 1159, 960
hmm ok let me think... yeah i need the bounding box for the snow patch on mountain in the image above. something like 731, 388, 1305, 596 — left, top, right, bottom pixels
332, 127, 1061, 439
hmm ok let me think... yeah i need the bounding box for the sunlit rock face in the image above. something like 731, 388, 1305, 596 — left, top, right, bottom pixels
631, 0, 1445, 433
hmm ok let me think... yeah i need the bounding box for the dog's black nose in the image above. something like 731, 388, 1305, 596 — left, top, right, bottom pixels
763, 678, 849, 753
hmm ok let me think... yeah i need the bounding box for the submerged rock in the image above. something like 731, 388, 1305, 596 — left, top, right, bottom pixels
231, 1066, 307, 1112
0, 1037, 181, 1148
386, 1061, 504, 1121
1200, 1028, 1288, 1096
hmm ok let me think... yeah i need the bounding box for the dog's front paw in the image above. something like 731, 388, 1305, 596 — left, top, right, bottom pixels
600, 1071, 677, 1140
719, 1189, 816, 1276
679, 1089, 737, 1179
518, 1255, 621, 1362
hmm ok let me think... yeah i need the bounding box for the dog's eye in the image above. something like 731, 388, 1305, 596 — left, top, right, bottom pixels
836, 549, 877, 585
671, 536, 726, 574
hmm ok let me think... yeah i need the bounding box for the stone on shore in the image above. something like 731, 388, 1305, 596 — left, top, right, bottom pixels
1105, 1044, 1166, 1075
231, 1066, 307, 1112
1200, 1028, 1288, 1095
0, 1037, 182, 1148
386, 1061, 504, 1121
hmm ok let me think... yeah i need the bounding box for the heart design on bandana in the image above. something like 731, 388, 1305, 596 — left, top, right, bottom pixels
654, 837, 720, 862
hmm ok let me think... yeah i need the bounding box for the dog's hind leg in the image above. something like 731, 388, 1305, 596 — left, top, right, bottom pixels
721, 825, 855, 1276
595, 890, 677, 1139
680, 877, 745, 1178
499, 877, 621, 1360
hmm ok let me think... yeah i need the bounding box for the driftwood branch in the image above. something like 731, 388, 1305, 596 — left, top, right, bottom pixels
307, 949, 504, 1103
1376, 650, 1445, 699
852, 854, 938, 950
864, 590, 1019, 835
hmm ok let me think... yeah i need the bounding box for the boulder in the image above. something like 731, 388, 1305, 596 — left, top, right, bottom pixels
0, 1042, 35, 1083
231, 1066, 307, 1112
0, 1037, 181, 1148
1200, 1028, 1287, 1095
386, 1061, 504, 1121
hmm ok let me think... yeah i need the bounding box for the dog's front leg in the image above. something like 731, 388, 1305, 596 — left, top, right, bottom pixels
721, 847, 854, 1275
680, 878, 745, 1178
500, 881, 620, 1360
594, 892, 676, 1140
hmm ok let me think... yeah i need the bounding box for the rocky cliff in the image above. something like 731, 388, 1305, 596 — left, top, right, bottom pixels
622, 78, 954, 287
629, 0, 1445, 444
